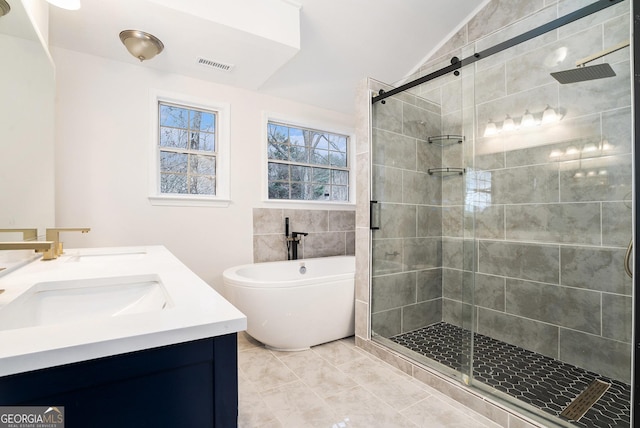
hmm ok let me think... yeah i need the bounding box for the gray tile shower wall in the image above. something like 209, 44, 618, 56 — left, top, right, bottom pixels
252, 208, 355, 263
371, 89, 446, 337
356, 1, 633, 425
410, 0, 633, 382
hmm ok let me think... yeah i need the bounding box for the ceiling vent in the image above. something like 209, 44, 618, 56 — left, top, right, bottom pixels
197, 57, 235, 72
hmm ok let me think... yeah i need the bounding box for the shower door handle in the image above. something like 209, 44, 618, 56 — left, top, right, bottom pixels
370, 200, 380, 230
624, 239, 633, 278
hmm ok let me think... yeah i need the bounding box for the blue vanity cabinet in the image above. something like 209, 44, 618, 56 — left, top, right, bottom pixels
0, 333, 238, 427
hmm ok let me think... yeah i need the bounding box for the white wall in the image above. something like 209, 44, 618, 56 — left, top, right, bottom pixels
0, 34, 55, 234
52, 47, 355, 292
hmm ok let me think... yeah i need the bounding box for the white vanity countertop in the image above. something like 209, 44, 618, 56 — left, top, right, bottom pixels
0, 245, 246, 377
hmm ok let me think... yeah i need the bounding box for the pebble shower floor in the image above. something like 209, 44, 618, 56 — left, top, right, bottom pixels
390, 322, 630, 428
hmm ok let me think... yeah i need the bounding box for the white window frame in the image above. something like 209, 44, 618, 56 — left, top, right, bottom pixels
148, 90, 230, 207
262, 112, 356, 207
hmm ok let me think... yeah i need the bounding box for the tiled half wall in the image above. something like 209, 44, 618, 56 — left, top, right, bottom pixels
252, 208, 355, 263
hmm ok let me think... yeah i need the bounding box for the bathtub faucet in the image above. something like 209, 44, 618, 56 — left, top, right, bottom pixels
289, 231, 308, 260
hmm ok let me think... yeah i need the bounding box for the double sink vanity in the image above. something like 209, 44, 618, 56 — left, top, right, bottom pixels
0, 243, 247, 427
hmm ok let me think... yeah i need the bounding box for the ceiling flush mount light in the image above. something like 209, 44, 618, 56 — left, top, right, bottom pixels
119, 30, 164, 62
46, 0, 81, 10
0, 0, 9, 17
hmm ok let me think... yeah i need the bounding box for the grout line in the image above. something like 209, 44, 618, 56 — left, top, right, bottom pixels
557, 246, 561, 286
600, 202, 604, 247
600, 292, 604, 337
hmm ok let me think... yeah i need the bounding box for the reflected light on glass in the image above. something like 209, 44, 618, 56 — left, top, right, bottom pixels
484, 120, 499, 137
601, 140, 614, 151
583, 143, 597, 153
565, 146, 579, 155
549, 149, 563, 158
503, 115, 516, 132
541, 105, 558, 124
521, 110, 536, 128
587, 171, 597, 177
544, 47, 568, 67
599, 170, 608, 175
574, 171, 584, 178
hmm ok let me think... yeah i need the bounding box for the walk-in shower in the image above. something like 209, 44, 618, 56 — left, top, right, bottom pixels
366, 0, 635, 426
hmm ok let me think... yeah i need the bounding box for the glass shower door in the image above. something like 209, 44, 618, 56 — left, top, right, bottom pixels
465, 1, 633, 426
370, 0, 633, 426
369, 64, 475, 383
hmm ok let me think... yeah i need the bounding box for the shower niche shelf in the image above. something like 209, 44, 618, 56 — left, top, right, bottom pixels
428, 135, 465, 147
428, 167, 465, 176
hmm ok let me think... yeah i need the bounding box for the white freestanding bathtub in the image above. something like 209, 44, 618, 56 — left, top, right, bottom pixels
222, 256, 355, 351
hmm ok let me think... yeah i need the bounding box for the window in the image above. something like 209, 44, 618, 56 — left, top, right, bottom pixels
149, 91, 230, 206
159, 102, 217, 195
267, 121, 350, 202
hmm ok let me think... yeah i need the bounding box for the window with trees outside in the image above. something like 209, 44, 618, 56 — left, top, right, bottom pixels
267, 121, 349, 201
158, 102, 217, 195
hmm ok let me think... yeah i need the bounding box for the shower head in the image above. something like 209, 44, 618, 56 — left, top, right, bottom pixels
550, 40, 629, 84
550, 63, 616, 84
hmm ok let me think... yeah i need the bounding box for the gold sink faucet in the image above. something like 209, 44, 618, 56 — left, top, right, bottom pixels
0, 228, 54, 260
0, 241, 56, 259
0, 228, 38, 241
45, 227, 91, 259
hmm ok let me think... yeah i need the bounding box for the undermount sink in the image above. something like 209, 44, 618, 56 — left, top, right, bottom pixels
0, 274, 171, 331
0, 251, 41, 278
67, 250, 147, 263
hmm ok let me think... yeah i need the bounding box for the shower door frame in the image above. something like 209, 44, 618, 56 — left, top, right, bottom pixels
369, 0, 640, 425
632, 0, 639, 424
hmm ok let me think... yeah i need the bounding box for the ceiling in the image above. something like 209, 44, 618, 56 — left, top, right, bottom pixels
47, 0, 487, 115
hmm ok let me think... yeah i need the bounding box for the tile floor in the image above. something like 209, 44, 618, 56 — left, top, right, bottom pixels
237, 331, 502, 428
391, 322, 631, 428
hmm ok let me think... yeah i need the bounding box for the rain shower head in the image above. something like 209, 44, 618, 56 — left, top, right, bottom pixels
550, 40, 629, 84
550, 63, 616, 84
